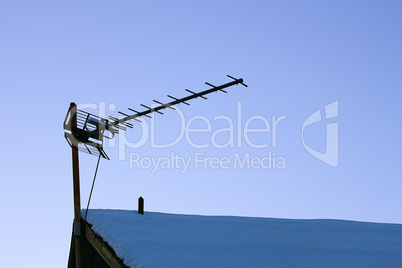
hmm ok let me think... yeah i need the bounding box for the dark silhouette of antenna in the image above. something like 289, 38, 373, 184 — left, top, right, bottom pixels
64, 75, 247, 160
64, 75, 247, 268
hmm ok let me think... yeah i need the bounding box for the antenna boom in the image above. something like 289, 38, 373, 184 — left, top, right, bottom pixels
111, 76, 246, 127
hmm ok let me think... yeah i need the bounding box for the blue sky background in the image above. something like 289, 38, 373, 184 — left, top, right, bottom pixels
1, 1, 401, 267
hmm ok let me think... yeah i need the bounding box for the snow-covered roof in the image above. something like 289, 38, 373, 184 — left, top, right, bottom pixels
83, 209, 402, 268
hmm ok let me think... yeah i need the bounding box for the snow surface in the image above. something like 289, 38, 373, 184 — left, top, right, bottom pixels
83, 209, 402, 268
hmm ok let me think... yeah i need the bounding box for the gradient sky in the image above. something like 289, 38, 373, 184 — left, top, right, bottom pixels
1, 1, 401, 267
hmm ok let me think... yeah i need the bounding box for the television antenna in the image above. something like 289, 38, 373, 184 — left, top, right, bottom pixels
64, 75, 247, 268
64, 75, 247, 159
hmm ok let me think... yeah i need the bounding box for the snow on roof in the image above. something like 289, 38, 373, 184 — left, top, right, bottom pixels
83, 209, 402, 268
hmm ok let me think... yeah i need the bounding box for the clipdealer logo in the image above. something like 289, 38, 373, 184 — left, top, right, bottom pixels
302, 101, 339, 167
122, 102, 288, 172
77, 100, 339, 172
129, 152, 286, 174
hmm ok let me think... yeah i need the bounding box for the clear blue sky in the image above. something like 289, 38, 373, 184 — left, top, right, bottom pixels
1, 1, 401, 267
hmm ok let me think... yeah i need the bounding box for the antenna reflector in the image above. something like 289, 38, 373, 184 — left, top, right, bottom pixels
109, 116, 119, 122
115, 124, 126, 131
121, 122, 134, 128
121, 121, 134, 127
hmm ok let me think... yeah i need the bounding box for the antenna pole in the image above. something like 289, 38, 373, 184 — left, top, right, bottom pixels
70, 102, 83, 268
